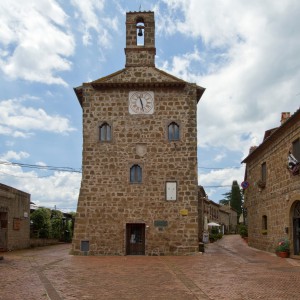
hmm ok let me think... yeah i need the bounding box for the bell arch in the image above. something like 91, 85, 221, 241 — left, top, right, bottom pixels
136, 17, 145, 46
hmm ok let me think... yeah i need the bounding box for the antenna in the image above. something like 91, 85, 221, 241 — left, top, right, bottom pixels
139, 4, 142, 11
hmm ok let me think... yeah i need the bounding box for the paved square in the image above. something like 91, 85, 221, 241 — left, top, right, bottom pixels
1, 235, 300, 299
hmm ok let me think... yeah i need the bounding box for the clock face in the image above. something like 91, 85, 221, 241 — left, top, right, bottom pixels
129, 91, 154, 114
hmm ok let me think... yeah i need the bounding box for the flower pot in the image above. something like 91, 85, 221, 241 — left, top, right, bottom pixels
276, 251, 289, 258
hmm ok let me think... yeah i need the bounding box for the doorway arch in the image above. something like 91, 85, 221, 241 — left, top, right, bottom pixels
292, 201, 300, 255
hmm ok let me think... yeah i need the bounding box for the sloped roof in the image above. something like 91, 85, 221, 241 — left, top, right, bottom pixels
74, 66, 205, 106
242, 108, 300, 163
263, 127, 278, 141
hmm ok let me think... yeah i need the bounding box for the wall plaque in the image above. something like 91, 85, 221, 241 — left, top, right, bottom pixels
166, 181, 177, 201
154, 220, 168, 227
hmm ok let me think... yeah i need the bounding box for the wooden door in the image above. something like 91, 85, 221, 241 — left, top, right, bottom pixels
0, 212, 8, 251
126, 223, 145, 255
293, 201, 300, 255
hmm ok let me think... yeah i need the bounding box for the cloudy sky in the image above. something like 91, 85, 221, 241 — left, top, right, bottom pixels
0, 0, 299, 211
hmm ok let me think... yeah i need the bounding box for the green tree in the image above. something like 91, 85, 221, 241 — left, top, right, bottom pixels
230, 180, 243, 216
219, 181, 243, 216
51, 210, 63, 239
219, 191, 231, 205
31, 208, 52, 238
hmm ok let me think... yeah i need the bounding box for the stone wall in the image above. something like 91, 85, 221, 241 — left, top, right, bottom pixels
0, 183, 30, 250
244, 112, 300, 253
72, 83, 199, 255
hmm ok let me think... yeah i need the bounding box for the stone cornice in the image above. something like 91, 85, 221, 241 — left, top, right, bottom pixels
124, 47, 156, 53
91, 81, 186, 89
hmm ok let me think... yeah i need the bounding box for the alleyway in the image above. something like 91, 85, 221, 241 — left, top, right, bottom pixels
1, 235, 300, 300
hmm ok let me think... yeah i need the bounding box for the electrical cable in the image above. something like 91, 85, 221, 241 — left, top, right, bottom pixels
0, 160, 81, 173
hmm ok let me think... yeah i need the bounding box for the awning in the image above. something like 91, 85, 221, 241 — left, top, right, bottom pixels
207, 222, 221, 227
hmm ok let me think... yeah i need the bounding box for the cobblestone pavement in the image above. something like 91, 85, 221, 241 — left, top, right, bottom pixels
1, 235, 300, 300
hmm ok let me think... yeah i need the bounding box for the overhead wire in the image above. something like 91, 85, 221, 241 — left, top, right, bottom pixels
0, 160, 241, 189
0, 160, 81, 173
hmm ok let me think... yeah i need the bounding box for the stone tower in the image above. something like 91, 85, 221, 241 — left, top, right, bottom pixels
72, 11, 205, 255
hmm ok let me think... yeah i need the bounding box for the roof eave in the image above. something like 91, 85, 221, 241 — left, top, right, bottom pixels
241, 108, 300, 164
73, 86, 83, 107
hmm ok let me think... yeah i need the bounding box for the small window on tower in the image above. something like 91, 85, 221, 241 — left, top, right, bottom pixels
168, 122, 180, 141
130, 164, 142, 183
136, 18, 145, 46
99, 122, 111, 142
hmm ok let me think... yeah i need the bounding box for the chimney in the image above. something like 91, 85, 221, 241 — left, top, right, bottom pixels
249, 146, 257, 154
281, 112, 290, 125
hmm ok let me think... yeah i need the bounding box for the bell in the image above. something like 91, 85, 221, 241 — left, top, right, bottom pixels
138, 28, 143, 37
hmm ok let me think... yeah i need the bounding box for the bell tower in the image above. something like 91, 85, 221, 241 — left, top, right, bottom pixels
125, 11, 156, 67
72, 10, 205, 256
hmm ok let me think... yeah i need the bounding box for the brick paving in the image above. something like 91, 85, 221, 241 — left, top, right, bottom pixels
1, 235, 300, 299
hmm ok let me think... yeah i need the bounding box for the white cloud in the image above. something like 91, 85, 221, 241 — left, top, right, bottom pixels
71, 0, 118, 47
161, 47, 202, 82
0, 163, 81, 211
214, 153, 226, 162
0, 97, 76, 137
1, 151, 30, 161
0, 0, 75, 85
198, 167, 245, 201
199, 167, 244, 186
159, 0, 300, 157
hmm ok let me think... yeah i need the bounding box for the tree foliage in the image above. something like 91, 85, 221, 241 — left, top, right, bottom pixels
31, 207, 52, 238
51, 210, 64, 239
231, 180, 243, 215
219, 192, 231, 205
219, 181, 243, 216
31, 208, 75, 241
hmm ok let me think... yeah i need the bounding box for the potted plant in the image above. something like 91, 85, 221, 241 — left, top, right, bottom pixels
275, 238, 290, 258
238, 224, 248, 243
257, 179, 266, 189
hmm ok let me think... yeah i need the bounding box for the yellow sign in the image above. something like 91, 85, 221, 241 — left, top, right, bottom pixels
180, 209, 188, 216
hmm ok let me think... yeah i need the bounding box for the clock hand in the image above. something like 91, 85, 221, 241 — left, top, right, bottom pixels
139, 97, 144, 111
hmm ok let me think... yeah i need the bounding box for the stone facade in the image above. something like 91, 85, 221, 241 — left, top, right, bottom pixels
198, 186, 237, 239
242, 110, 300, 255
219, 205, 238, 234
72, 11, 205, 255
0, 183, 30, 251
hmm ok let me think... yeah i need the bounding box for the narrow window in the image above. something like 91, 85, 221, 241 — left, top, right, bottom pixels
293, 138, 300, 161
168, 122, 180, 141
130, 165, 142, 183
262, 215, 268, 234
99, 123, 111, 142
261, 162, 266, 182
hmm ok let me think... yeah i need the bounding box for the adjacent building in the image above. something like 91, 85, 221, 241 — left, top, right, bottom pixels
198, 185, 237, 238
72, 11, 205, 255
0, 183, 30, 251
242, 110, 300, 255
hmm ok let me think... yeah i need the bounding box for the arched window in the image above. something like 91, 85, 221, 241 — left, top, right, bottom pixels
136, 17, 145, 46
130, 164, 142, 183
168, 122, 180, 141
99, 123, 111, 141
